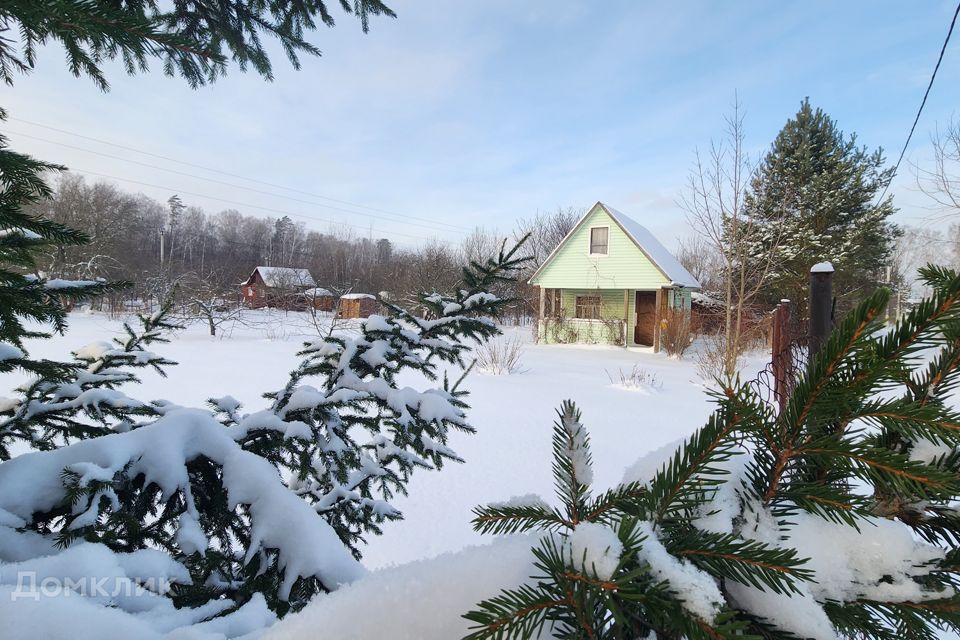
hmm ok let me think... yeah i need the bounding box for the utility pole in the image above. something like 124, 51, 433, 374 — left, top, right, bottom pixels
159, 227, 165, 268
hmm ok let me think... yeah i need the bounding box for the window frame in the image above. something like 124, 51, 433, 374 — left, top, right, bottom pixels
588, 226, 609, 256
575, 294, 602, 320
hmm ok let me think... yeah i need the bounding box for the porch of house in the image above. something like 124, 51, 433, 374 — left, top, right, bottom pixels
537, 287, 691, 351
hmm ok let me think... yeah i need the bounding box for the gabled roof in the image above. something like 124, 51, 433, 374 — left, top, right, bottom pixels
529, 201, 701, 289
250, 266, 316, 288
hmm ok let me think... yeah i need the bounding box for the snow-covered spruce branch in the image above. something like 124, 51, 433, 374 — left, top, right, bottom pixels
219, 237, 531, 554
0, 407, 362, 619
465, 267, 960, 639
0, 302, 362, 620
0, 300, 181, 459
1, 124, 126, 379
466, 401, 794, 639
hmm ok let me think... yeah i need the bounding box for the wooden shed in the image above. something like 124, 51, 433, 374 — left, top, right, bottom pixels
301, 287, 335, 312
338, 293, 378, 319
529, 201, 700, 351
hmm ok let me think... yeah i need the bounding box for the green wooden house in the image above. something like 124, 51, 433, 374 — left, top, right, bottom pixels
529, 201, 700, 351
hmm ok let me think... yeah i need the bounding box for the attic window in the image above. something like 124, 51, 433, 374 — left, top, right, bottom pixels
589, 227, 608, 255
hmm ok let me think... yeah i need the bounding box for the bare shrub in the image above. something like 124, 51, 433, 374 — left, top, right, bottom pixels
475, 334, 526, 375
694, 318, 769, 381
539, 316, 624, 346
661, 309, 692, 357
694, 332, 738, 381
606, 364, 662, 390
602, 318, 626, 346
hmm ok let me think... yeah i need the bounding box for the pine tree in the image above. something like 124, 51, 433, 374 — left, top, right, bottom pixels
465, 267, 960, 639
744, 98, 899, 317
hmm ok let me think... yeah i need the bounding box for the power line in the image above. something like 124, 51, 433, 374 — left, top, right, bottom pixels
877, 1, 960, 205
7, 115, 472, 232
65, 166, 449, 244
8, 129, 468, 237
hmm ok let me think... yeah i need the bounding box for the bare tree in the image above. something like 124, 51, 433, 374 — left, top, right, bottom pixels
514, 207, 581, 267
179, 270, 242, 337
918, 118, 960, 217
676, 233, 724, 296
460, 227, 501, 266
679, 98, 784, 377
306, 283, 356, 339
889, 225, 954, 312
511, 207, 580, 322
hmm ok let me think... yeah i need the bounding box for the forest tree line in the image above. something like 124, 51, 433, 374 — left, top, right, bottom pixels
25, 173, 580, 321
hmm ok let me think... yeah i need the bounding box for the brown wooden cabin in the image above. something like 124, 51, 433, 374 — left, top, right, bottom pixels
338, 293, 378, 319
241, 266, 316, 309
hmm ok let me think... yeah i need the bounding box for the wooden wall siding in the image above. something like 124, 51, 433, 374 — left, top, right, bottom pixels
338, 297, 377, 319
532, 205, 672, 290
668, 288, 692, 311
309, 295, 335, 312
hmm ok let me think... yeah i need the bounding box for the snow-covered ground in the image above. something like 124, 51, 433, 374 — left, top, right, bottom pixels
1, 310, 737, 569
0, 309, 764, 638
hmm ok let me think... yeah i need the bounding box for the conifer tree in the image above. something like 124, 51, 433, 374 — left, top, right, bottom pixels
466, 266, 960, 639
0, 113, 117, 381
744, 98, 899, 316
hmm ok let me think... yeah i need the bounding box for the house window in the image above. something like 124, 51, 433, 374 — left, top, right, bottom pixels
589, 227, 608, 255
575, 294, 602, 320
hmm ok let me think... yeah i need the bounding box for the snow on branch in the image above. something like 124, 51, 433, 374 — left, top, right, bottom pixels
0, 408, 363, 598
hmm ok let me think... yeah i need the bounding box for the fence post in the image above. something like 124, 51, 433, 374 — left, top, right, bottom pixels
772, 299, 791, 412
809, 262, 834, 357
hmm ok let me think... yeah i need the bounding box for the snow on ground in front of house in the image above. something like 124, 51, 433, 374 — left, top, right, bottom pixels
1, 310, 740, 569
0, 309, 766, 636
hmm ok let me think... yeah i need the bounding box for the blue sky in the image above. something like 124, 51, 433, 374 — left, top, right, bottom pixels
4, 1, 960, 248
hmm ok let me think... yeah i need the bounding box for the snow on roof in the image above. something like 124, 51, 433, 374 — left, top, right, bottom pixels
253, 266, 316, 288
601, 203, 701, 288
301, 287, 333, 297
341, 293, 376, 300
691, 291, 724, 309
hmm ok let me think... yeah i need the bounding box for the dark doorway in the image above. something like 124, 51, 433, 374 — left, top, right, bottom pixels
635, 291, 656, 346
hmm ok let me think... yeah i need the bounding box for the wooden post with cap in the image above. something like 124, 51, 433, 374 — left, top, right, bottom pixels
809, 261, 834, 358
